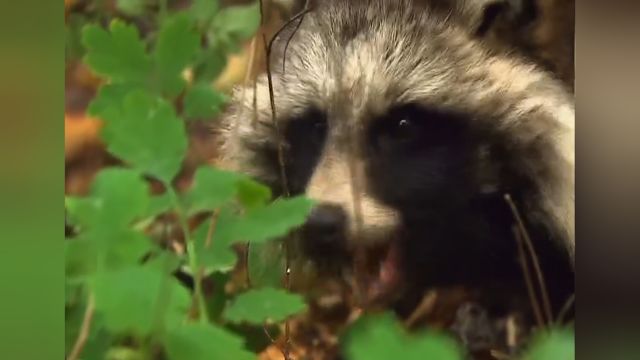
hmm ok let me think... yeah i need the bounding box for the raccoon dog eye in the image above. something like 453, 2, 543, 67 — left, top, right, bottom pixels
392, 118, 415, 141
372, 104, 424, 149
370, 103, 467, 152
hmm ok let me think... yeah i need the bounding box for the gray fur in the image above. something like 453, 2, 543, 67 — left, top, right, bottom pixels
217, 0, 574, 260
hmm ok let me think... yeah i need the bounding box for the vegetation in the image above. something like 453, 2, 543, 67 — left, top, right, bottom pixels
64, 1, 574, 359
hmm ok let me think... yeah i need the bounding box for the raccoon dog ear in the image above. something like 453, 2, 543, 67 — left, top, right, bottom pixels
455, 0, 538, 37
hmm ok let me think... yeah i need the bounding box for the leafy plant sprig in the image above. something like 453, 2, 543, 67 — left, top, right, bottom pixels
66, 2, 313, 359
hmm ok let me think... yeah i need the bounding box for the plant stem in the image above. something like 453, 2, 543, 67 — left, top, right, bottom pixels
66, 293, 95, 360
167, 188, 210, 324
150, 226, 175, 336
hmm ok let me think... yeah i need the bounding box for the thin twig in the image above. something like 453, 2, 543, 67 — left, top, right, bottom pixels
556, 293, 575, 325
259, 19, 292, 360
512, 225, 546, 329
258, 0, 266, 26
505, 314, 518, 351
504, 194, 553, 325
267, 8, 313, 60
254, 3, 316, 358
263, 325, 278, 343
204, 210, 220, 249
258, 3, 314, 359
260, 30, 289, 197
261, 5, 315, 176
66, 294, 95, 360
259, 2, 314, 196
263, 325, 292, 360
404, 290, 438, 328
282, 0, 310, 74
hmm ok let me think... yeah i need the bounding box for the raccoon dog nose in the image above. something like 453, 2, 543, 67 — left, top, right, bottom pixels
301, 203, 349, 270
303, 204, 346, 243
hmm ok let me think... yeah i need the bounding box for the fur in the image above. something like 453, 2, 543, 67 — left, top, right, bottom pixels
216, 0, 574, 325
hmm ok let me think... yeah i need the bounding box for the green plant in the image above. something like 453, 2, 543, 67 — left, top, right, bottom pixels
64, 1, 574, 359
65, 1, 313, 359
523, 328, 575, 360
343, 313, 464, 360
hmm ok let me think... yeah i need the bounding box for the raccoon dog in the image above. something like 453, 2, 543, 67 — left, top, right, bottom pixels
218, 0, 574, 338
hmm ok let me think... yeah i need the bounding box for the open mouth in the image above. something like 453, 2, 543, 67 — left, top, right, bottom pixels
352, 239, 405, 307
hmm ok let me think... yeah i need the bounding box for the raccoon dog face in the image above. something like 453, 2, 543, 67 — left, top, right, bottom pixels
219, 0, 574, 312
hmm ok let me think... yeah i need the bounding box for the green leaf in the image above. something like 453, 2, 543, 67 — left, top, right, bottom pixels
236, 178, 271, 210
66, 168, 150, 229
105, 347, 146, 360
524, 329, 574, 360
90, 168, 150, 224
192, 213, 239, 273
192, 46, 227, 82
91, 267, 191, 336
223, 287, 307, 324
206, 272, 230, 322
213, 2, 261, 42
100, 91, 188, 183
99, 229, 154, 268
183, 83, 227, 120
183, 166, 243, 215
77, 324, 112, 360
132, 192, 174, 231
144, 251, 183, 275
143, 192, 174, 220
230, 196, 314, 244
116, 0, 147, 17
343, 314, 407, 359
190, 0, 220, 28
65, 239, 97, 280
65, 278, 86, 306
154, 14, 200, 97
66, 169, 154, 272
164, 323, 254, 360
68, 229, 152, 273
82, 21, 152, 83
192, 196, 313, 248
247, 240, 285, 288
343, 313, 463, 360
88, 83, 144, 120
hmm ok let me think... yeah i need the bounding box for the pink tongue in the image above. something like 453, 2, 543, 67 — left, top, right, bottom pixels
366, 242, 402, 303
379, 242, 401, 287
